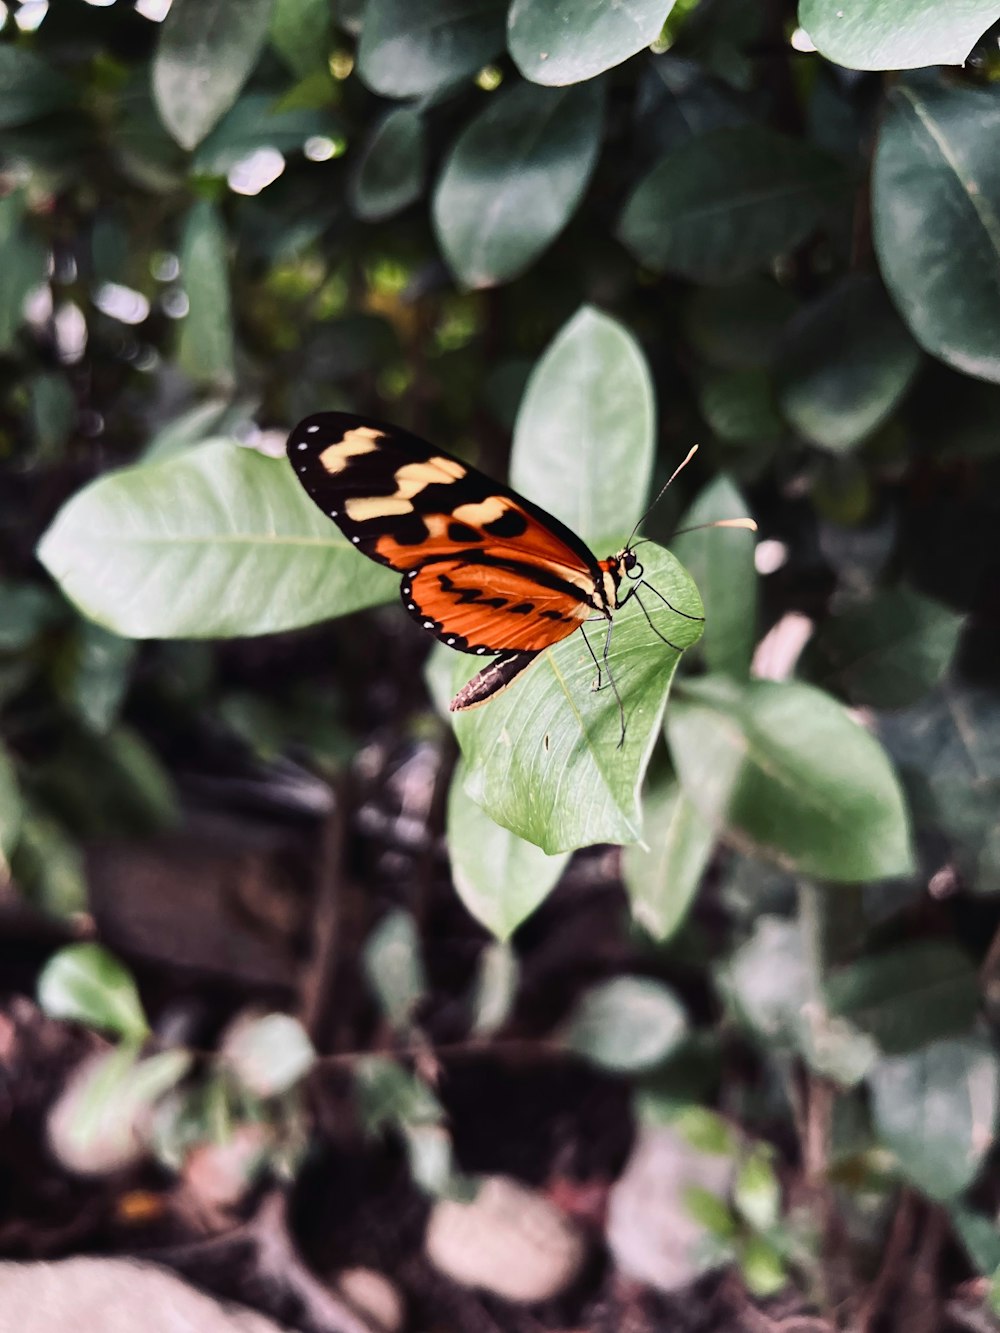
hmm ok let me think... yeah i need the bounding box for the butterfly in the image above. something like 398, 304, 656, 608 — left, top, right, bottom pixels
287, 412, 753, 742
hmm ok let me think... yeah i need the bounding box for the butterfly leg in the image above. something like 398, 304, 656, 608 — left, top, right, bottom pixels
631, 587, 685, 652
636, 579, 704, 622
579, 622, 604, 690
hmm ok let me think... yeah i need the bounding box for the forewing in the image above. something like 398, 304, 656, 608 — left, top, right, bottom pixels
403, 558, 589, 655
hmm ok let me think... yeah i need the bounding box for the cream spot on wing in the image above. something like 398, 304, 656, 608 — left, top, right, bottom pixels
318, 426, 384, 474
344, 496, 413, 520
393, 458, 466, 498
452, 497, 506, 526
431, 455, 466, 479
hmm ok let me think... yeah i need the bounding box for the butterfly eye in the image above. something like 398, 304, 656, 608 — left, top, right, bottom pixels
629, 558, 643, 580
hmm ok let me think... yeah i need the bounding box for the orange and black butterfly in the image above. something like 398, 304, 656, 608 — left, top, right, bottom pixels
287, 412, 745, 740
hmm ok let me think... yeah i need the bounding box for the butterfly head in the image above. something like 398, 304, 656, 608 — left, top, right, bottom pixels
616, 545, 643, 583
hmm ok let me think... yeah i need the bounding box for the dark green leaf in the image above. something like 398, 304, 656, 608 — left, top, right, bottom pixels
354, 1055, 443, 1132
776, 274, 921, 452
37, 943, 150, 1041
624, 777, 715, 941
153, 0, 275, 150
37, 440, 396, 638
671, 478, 758, 678
29, 373, 76, 457
0, 743, 21, 864
511, 306, 654, 548
619, 127, 847, 283
0, 192, 47, 354
433, 80, 603, 289
350, 108, 426, 222
193, 95, 338, 174
667, 676, 914, 881
826, 942, 979, 1054
508, 0, 676, 86
178, 200, 235, 387
799, 0, 1000, 71
9, 808, 87, 919
873, 77, 1000, 384
447, 762, 570, 939
698, 369, 783, 445
636, 56, 748, 158
57, 621, 136, 733
803, 585, 963, 709
270, 0, 333, 76
563, 976, 687, 1072
357, 0, 507, 98
684, 277, 799, 370
869, 1037, 998, 1200
0, 46, 75, 129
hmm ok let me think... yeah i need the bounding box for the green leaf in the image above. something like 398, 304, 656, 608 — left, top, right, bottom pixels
29, 372, 76, 457
725, 916, 810, 1045
671, 477, 758, 678
623, 777, 715, 941
619, 127, 847, 283
455, 543, 703, 854
799, 0, 1000, 71
9, 808, 87, 919
270, 0, 333, 76
0, 46, 75, 128
153, 0, 275, 150
354, 1055, 443, 1132
637, 55, 748, 159
510, 306, 654, 548
192, 95, 338, 174
869, 1036, 998, 1200
37, 440, 396, 638
563, 976, 687, 1072
776, 274, 921, 452
37, 943, 150, 1041
447, 761, 570, 940
698, 369, 783, 445
666, 676, 914, 882
222, 1012, 316, 1096
873, 77, 1000, 384
433, 80, 603, 289
740, 1235, 786, 1298
951, 1204, 1000, 1276
349, 107, 426, 222
684, 277, 798, 371
0, 192, 47, 354
362, 909, 427, 1029
734, 1147, 781, 1231
508, 0, 676, 86
826, 942, 979, 1054
470, 941, 519, 1036
357, 0, 507, 98
178, 200, 235, 388
57, 621, 136, 734
142, 398, 251, 463
0, 743, 22, 866
802, 585, 963, 709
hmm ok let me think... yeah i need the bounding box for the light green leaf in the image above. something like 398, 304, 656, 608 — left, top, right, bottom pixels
619, 127, 847, 283
951, 1204, 1000, 1276
471, 941, 519, 1036
776, 274, 921, 452
0, 743, 21, 865
799, 0, 1000, 71
624, 777, 715, 941
826, 942, 980, 1055
270, 0, 333, 76
666, 676, 914, 881
37, 942, 150, 1041
802, 585, 963, 709
433, 80, 603, 289
448, 762, 569, 939
362, 909, 427, 1029
223, 1012, 316, 1096
37, 440, 396, 638
354, 1055, 443, 1133
178, 200, 235, 388
455, 543, 703, 854
153, 0, 275, 150
725, 916, 810, 1045
873, 77, 1000, 384
357, 0, 507, 98
350, 108, 426, 222
0, 46, 75, 128
869, 1036, 998, 1200
508, 0, 676, 86
511, 306, 654, 548
564, 976, 687, 1072
671, 477, 757, 679
734, 1147, 781, 1231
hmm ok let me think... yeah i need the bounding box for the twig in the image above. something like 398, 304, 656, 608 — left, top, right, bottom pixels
855, 1189, 918, 1333
299, 784, 347, 1051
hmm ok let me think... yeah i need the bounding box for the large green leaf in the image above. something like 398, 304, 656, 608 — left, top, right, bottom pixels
153, 0, 275, 150
270, 0, 333, 76
802, 585, 963, 709
636, 55, 748, 159
0, 743, 21, 866
357, 0, 507, 98
666, 676, 914, 882
433, 80, 603, 289
624, 776, 715, 940
800, 0, 1000, 71
873, 77, 1000, 384
192, 95, 338, 174
349, 108, 426, 222
508, 0, 675, 86
455, 544, 703, 854
563, 976, 687, 1072
776, 274, 921, 452
447, 762, 570, 939
511, 306, 654, 549
37, 440, 396, 639
870, 1037, 998, 1200
177, 200, 235, 388
0, 46, 75, 128
619, 127, 847, 283
671, 476, 757, 679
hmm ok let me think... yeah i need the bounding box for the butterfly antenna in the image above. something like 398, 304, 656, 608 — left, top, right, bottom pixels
625, 444, 700, 549
671, 517, 758, 537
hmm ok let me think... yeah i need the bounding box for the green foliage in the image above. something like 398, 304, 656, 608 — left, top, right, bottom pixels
563, 976, 688, 1072
37, 944, 150, 1042
799, 0, 1000, 70
508, 0, 676, 85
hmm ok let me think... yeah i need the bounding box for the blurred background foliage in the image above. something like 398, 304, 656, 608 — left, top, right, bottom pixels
4, 0, 1000, 1327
